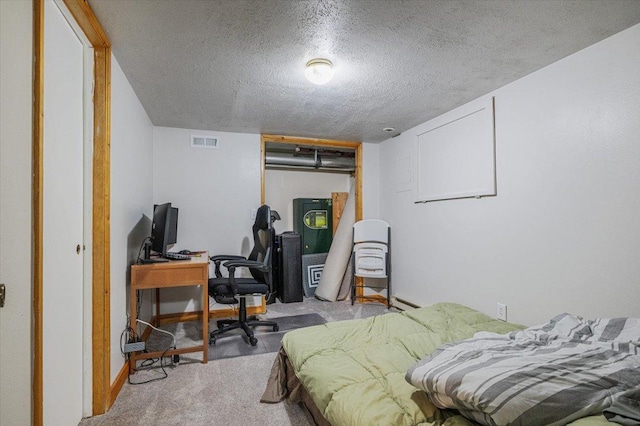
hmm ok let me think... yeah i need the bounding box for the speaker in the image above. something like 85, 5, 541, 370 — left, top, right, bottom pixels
275, 232, 303, 303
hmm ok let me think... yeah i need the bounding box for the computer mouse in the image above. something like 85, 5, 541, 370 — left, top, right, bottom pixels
178, 250, 192, 255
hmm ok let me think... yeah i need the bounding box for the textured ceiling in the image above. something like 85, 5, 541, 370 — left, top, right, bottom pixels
88, 0, 640, 143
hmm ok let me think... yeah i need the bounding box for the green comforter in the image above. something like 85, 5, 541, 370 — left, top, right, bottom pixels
281, 302, 612, 426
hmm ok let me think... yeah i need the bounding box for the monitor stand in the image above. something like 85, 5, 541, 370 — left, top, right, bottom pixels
141, 241, 169, 264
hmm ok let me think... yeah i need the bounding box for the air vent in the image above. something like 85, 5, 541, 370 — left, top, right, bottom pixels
190, 135, 219, 149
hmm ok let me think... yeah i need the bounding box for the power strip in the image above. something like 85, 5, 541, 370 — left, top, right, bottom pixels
123, 341, 146, 353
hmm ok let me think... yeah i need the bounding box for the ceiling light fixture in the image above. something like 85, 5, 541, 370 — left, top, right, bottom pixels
383, 127, 396, 133
305, 58, 334, 85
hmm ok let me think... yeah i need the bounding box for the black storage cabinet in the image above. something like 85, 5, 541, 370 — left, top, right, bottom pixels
273, 232, 303, 303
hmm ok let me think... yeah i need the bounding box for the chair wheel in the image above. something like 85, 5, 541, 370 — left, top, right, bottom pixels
273, 325, 279, 332
209, 336, 216, 345
249, 337, 258, 346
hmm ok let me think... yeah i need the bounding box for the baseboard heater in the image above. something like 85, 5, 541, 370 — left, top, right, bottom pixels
390, 296, 421, 311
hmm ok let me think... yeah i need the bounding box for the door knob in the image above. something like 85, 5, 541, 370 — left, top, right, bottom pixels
0, 284, 5, 308
76, 244, 81, 254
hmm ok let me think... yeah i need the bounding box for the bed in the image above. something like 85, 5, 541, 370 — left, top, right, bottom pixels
261, 302, 640, 426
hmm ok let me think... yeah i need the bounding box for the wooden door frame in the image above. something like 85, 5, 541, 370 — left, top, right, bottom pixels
33, 0, 111, 422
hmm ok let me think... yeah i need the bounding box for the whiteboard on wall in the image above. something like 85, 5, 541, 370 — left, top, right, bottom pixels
415, 98, 496, 202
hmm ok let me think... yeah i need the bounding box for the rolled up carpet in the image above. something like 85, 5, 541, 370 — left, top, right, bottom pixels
314, 186, 355, 302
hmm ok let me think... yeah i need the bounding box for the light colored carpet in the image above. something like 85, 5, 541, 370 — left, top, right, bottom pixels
80, 353, 313, 426
79, 298, 393, 426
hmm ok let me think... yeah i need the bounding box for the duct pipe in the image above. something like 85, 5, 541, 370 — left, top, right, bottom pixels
265, 152, 355, 171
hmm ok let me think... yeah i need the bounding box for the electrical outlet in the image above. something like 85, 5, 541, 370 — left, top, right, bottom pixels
250, 208, 257, 220
496, 303, 507, 321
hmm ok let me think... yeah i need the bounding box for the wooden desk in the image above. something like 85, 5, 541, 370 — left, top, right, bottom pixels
130, 253, 209, 371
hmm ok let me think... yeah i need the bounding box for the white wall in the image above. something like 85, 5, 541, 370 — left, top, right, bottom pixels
153, 127, 261, 313
0, 1, 33, 424
110, 55, 154, 382
379, 24, 640, 326
265, 169, 351, 234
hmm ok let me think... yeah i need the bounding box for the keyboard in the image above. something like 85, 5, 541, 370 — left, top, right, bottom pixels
164, 252, 190, 260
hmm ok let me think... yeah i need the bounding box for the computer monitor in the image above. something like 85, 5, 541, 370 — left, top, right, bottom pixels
150, 203, 178, 256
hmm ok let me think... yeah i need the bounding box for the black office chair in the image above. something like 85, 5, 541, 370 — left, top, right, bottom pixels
209, 205, 279, 346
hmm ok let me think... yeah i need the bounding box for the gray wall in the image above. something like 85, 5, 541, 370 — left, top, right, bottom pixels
110, 55, 154, 382
379, 24, 640, 326
152, 126, 262, 313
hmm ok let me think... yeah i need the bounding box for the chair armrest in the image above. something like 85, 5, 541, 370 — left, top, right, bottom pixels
210, 254, 246, 277
210, 254, 246, 262
223, 259, 269, 273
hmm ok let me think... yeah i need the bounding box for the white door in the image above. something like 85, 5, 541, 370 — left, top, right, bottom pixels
42, 1, 85, 424
0, 2, 34, 424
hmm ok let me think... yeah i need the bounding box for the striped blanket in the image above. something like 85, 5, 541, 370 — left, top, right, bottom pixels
406, 313, 640, 426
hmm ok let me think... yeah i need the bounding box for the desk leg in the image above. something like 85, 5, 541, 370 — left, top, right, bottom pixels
155, 288, 160, 319
202, 282, 209, 363
129, 287, 137, 373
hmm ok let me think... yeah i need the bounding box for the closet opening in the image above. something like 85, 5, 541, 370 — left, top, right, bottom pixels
260, 134, 364, 305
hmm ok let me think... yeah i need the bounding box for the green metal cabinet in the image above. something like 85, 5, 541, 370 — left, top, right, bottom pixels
293, 198, 333, 255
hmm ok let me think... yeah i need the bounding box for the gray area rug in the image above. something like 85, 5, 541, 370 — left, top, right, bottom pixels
208, 313, 326, 360
80, 298, 393, 426
144, 298, 386, 365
